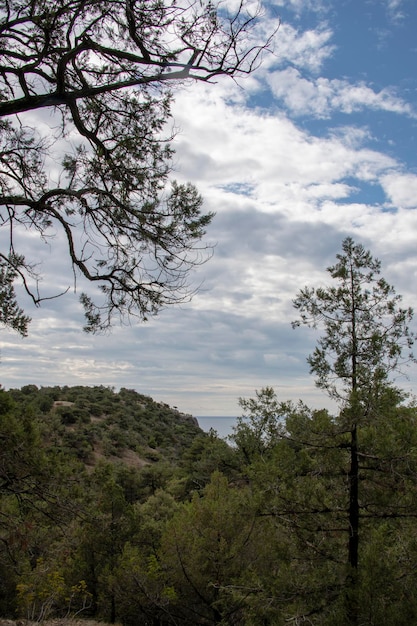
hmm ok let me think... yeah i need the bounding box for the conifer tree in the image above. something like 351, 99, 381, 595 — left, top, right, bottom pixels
293, 237, 416, 624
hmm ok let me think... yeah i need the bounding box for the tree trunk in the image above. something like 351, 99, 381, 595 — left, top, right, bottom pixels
110, 592, 116, 624
346, 423, 359, 625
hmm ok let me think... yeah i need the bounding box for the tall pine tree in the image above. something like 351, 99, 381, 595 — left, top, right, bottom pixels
293, 237, 416, 624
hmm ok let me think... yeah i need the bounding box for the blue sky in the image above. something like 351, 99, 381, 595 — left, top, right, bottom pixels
2, 0, 417, 417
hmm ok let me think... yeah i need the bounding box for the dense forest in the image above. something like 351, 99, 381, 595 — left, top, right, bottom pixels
2, 381, 417, 626
2, 240, 417, 626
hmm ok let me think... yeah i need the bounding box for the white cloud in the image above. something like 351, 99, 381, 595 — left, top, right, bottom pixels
172, 81, 397, 215
273, 23, 335, 72
272, 0, 331, 16
328, 126, 373, 149
267, 68, 416, 118
384, 0, 406, 21
381, 173, 417, 209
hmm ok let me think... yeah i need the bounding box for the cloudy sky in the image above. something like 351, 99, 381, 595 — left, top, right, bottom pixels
2, 0, 417, 419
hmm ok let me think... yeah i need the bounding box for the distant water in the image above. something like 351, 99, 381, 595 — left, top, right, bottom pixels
196, 416, 237, 440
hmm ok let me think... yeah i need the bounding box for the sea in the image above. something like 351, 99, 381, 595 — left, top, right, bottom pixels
196, 416, 237, 440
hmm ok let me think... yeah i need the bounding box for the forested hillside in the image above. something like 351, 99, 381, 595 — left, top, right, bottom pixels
0, 384, 239, 624
5, 384, 202, 466
2, 382, 417, 625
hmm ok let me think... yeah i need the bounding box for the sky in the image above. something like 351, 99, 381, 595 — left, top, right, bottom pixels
1, 0, 417, 418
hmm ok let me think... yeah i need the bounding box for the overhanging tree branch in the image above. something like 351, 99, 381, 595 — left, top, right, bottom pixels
0, 0, 278, 333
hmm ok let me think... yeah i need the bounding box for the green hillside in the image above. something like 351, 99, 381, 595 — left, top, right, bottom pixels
0, 384, 236, 625
3, 383, 417, 625
6, 384, 202, 466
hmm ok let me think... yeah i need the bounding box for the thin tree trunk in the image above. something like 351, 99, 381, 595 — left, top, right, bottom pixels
110, 592, 116, 624
346, 422, 359, 625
